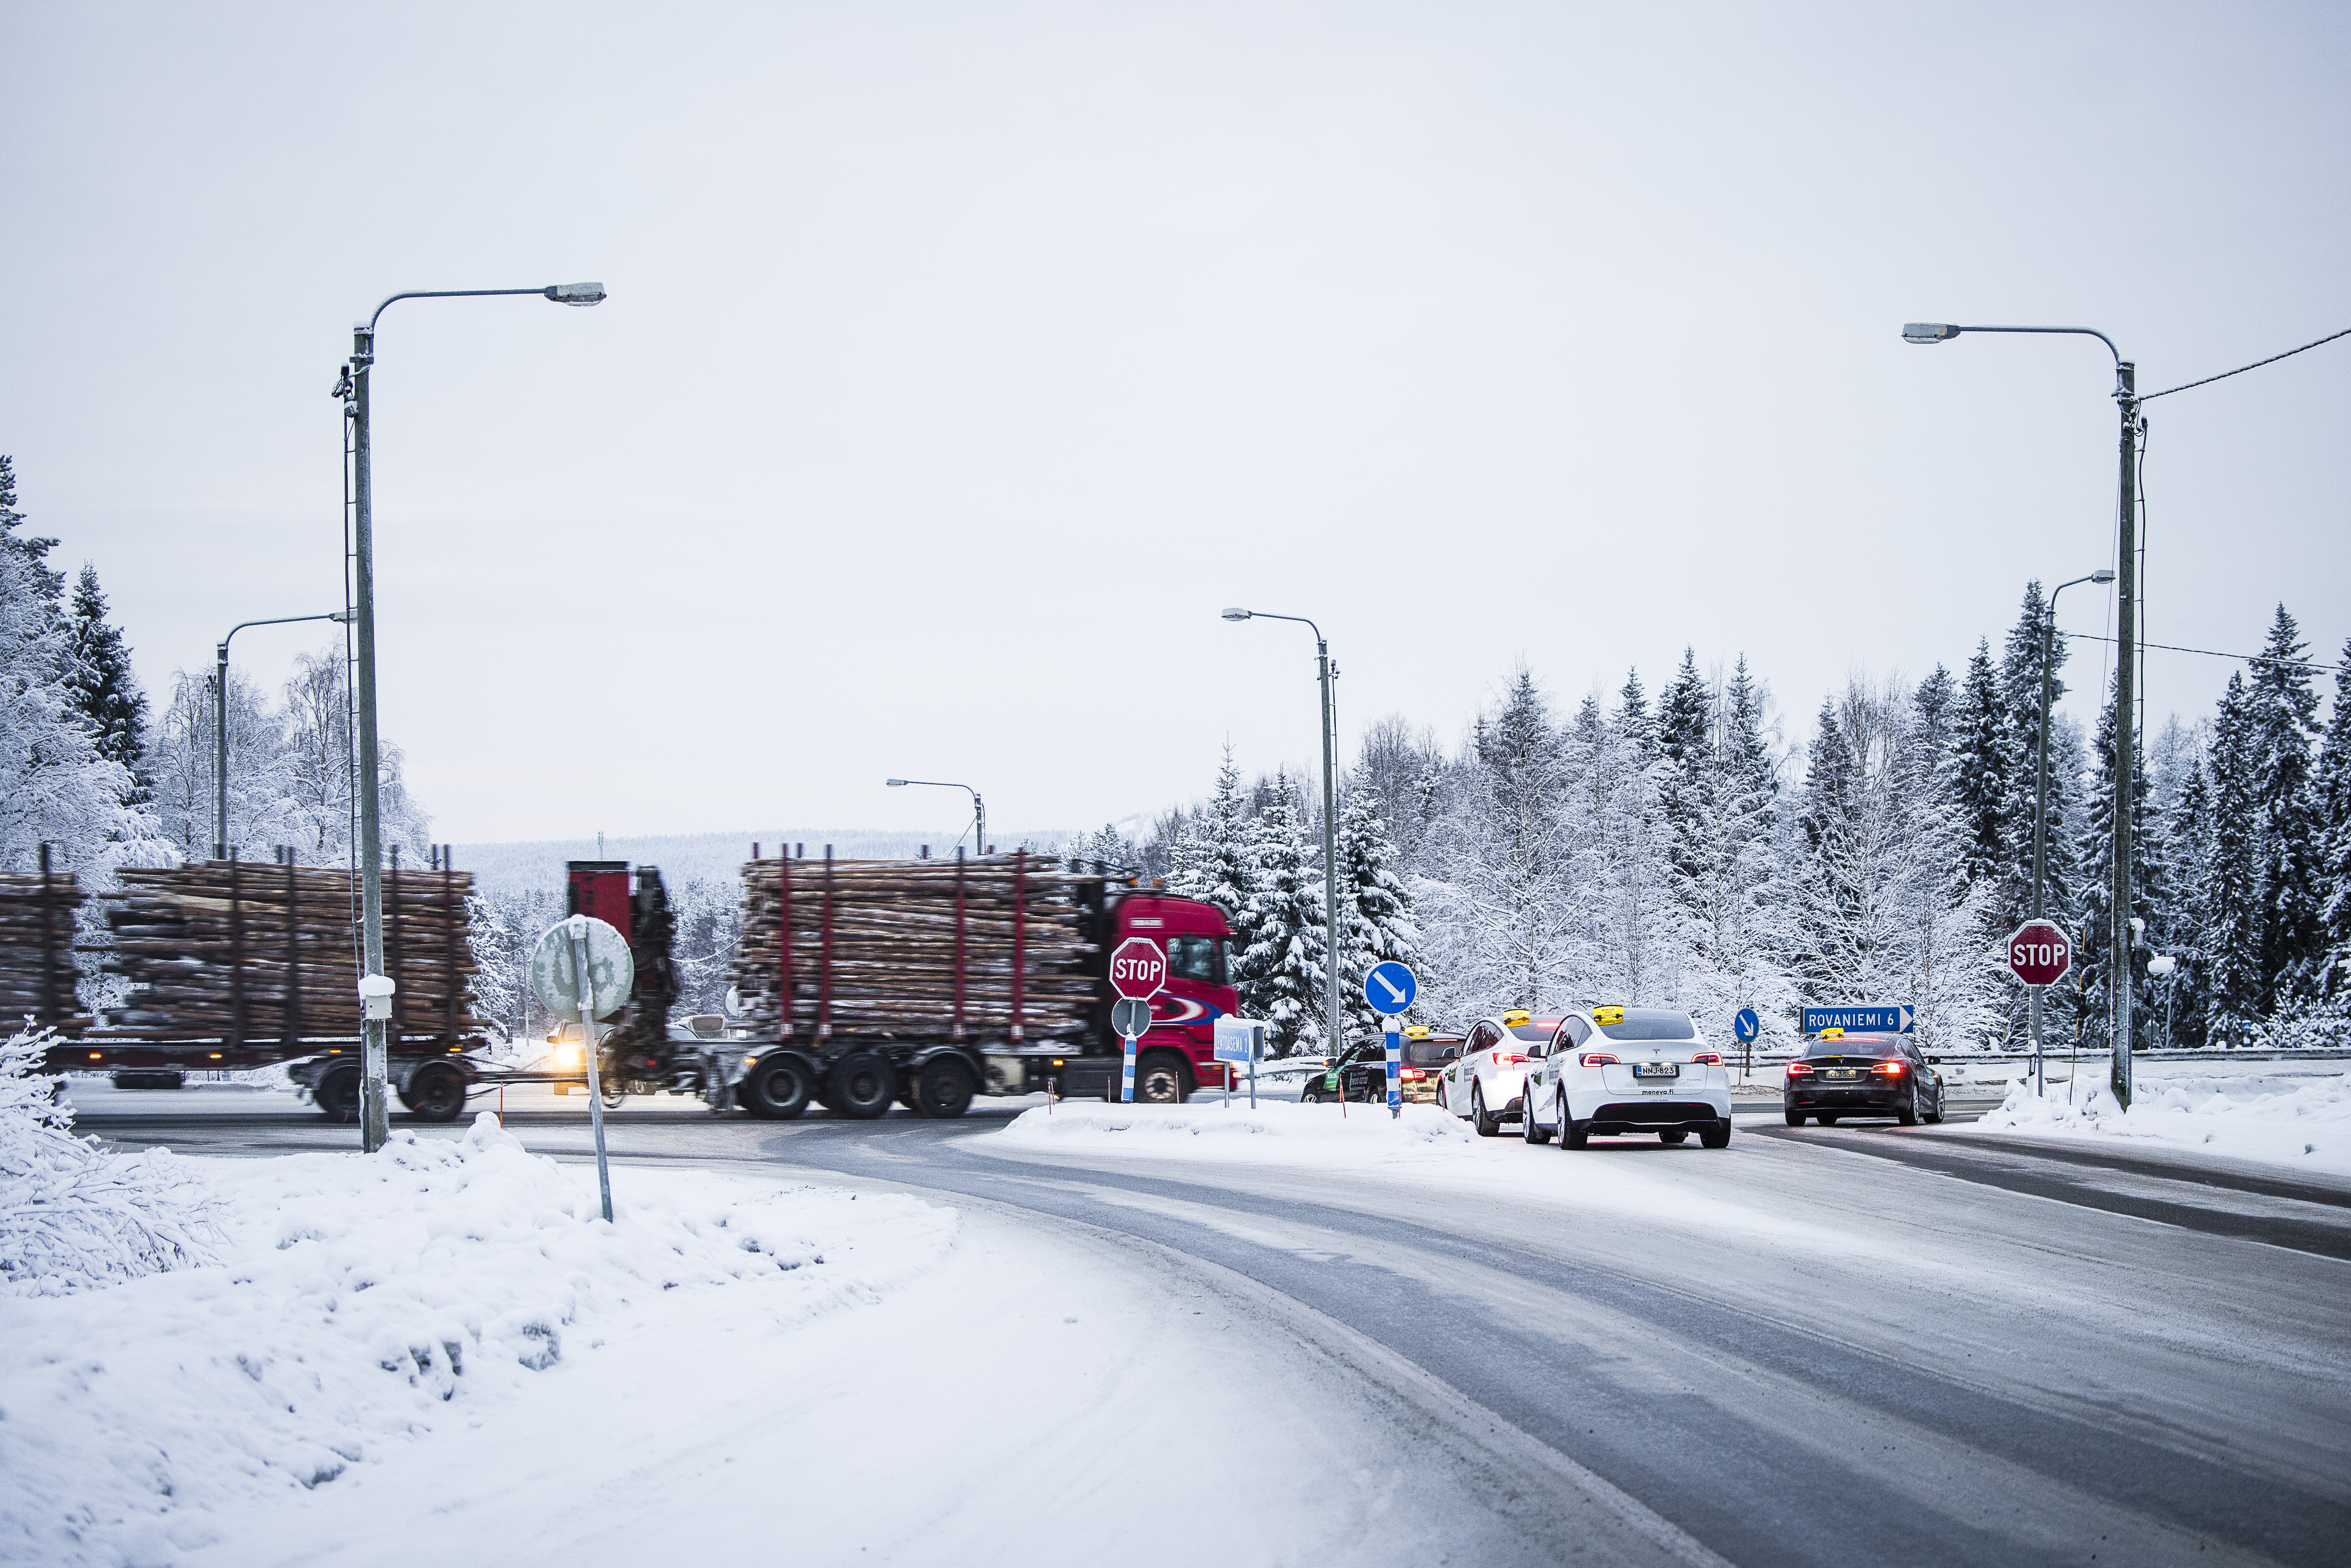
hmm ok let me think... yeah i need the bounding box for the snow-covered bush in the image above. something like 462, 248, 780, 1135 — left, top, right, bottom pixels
0, 1027, 215, 1295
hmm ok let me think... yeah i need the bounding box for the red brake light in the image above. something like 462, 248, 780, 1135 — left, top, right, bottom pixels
1400, 1067, 1425, 1080
1784, 1062, 1814, 1076
1578, 1052, 1619, 1068
1873, 1060, 1906, 1076
1494, 1052, 1526, 1066
1691, 1051, 1722, 1066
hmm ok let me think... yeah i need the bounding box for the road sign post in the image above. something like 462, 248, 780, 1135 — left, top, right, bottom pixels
1109, 937, 1167, 1105
531, 914, 633, 1223
2007, 920, 2073, 1097
1363, 962, 1417, 1120
1733, 1007, 1760, 1079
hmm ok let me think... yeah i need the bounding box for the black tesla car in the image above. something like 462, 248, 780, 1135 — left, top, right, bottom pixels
1301, 1031, 1462, 1105
1783, 1031, 1945, 1126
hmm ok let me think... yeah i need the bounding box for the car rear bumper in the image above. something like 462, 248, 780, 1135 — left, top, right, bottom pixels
1579, 1100, 1725, 1133
1786, 1086, 1907, 1110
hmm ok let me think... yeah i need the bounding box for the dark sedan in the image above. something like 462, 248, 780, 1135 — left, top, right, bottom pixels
1302, 1030, 1462, 1105
1783, 1031, 1945, 1126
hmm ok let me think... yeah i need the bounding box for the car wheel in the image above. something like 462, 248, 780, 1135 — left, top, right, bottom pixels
1700, 1118, 1731, 1149
1896, 1090, 1919, 1126
1472, 1082, 1502, 1137
1784, 1109, 1806, 1127
828, 1052, 895, 1120
1523, 1097, 1553, 1144
740, 1056, 812, 1120
1563, 1116, 1590, 1149
1924, 1088, 1945, 1125
1301, 1086, 1322, 1104
1658, 1129, 1689, 1145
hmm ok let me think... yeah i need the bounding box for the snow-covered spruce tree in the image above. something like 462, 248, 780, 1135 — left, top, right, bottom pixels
62, 564, 149, 798
1239, 772, 1329, 1054
1949, 641, 2010, 900
2202, 673, 2265, 1044
1, 1026, 215, 1295
2075, 674, 2159, 1048
2153, 758, 2216, 1047
2244, 606, 2326, 1009
1068, 822, 1142, 875
1898, 666, 2000, 1051
1997, 586, 2084, 942
2314, 642, 2351, 1008
1585, 671, 1689, 1011
1168, 744, 1260, 964
1335, 777, 1419, 1035
1702, 656, 1797, 1048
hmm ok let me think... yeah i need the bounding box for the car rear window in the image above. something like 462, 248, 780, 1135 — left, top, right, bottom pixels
1403, 1038, 1459, 1067
1803, 1034, 1903, 1059
1506, 1025, 1555, 1042
1594, 1009, 1696, 1041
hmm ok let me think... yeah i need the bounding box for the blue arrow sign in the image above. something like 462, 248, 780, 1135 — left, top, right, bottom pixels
1733, 1007, 1760, 1042
1363, 961, 1417, 1016
1801, 1005, 1914, 1035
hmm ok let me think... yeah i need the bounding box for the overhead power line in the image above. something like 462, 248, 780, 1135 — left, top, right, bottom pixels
2141, 326, 2351, 401
2062, 630, 2336, 675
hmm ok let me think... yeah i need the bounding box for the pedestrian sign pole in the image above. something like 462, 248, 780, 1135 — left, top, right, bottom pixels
530, 913, 633, 1224
1109, 936, 1166, 1105
1363, 962, 1418, 1120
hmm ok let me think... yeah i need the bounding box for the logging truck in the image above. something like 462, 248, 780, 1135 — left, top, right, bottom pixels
22, 846, 1241, 1123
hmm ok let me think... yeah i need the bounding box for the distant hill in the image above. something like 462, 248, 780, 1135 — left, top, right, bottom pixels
451, 829, 1080, 896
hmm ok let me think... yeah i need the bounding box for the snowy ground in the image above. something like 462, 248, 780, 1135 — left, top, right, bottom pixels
1977, 1069, 2351, 1178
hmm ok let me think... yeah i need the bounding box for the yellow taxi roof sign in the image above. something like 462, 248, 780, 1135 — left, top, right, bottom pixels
1591, 1006, 1624, 1026
1403, 1025, 1431, 1038
1820, 1027, 1844, 1038
1502, 1009, 1532, 1026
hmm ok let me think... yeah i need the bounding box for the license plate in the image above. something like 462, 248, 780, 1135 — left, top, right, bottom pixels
1825, 1069, 1857, 1080
1632, 1062, 1679, 1079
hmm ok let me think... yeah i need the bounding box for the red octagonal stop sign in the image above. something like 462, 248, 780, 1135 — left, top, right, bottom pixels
1109, 935, 1168, 1000
2008, 920, 2073, 986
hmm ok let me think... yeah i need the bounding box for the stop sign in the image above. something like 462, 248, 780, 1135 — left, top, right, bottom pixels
1109, 936, 1168, 1000
2007, 920, 2073, 987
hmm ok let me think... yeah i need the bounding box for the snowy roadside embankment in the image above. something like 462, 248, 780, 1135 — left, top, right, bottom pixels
998, 1098, 1479, 1162
1976, 1072, 2351, 1178
1, 1112, 954, 1566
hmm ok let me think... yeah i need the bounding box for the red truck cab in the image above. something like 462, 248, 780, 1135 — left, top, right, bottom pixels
1113, 892, 1242, 1089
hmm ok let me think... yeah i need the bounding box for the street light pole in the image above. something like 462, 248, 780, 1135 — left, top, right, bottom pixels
886, 779, 987, 856
1904, 321, 2143, 1107
2028, 570, 2113, 1095
1221, 609, 1344, 1061
341, 282, 603, 1152
214, 612, 350, 860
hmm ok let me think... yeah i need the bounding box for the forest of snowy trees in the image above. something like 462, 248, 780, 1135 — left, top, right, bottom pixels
8, 447, 2348, 1057
1107, 591, 2351, 1058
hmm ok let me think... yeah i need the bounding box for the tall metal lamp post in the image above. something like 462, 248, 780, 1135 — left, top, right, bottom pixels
214, 611, 351, 858
885, 778, 987, 856
338, 282, 604, 1152
2024, 568, 2114, 1093
1220, 607, 1343, 1061
1904, 321, 2143, 1108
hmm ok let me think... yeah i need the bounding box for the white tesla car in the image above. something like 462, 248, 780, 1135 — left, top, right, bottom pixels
1519, 1006, 1731, 1148
1436, 1010, 1559, 1135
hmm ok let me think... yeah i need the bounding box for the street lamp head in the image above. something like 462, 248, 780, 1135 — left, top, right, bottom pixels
2090, 568, 2116, 584
330, 609, 356, 623
544, 282, 607, 306
1220, 607, 1252, 622
885, 779, 909, 787
1903, 322, 1962, 344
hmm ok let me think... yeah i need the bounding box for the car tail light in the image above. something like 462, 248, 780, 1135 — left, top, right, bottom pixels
1691, 1051, 1722, 1066
1400, 1067, 1425, 1080
1578, 1052, 1619, 1067
1873, 1060, 1906, 1076
1784, 1062, 1814, 1077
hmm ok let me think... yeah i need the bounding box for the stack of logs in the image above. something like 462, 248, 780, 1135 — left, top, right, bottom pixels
731, 853, 1103, 1045
97, 860, 486, 1044
0, 856, 84, 1031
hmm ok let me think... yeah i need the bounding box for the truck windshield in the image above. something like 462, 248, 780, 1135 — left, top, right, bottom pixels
1595, 1010, 1696, 1041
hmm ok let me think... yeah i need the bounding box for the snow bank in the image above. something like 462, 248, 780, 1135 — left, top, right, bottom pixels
0, 1114, 955, 1566
998, 1098, 1479, 1160
1977, 1071, 2351, 1178
1, 1028, 216, 1296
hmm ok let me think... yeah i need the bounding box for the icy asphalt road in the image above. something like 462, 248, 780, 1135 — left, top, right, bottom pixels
79, 1091, 2351, 1568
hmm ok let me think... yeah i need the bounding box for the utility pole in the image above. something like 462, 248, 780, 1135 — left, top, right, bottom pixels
2110, 362, 2141, 1109
349, 318, 390, 1153
2030, 570, 2112, 1096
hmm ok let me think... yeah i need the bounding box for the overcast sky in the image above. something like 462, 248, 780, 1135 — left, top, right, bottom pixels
4, 1, 2345, 844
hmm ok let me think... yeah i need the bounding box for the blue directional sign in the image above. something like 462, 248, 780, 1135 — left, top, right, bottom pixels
1363, 962, 1418, 1016
1801, 1005, 1914, 1035
1733, 1007, 1760, 1043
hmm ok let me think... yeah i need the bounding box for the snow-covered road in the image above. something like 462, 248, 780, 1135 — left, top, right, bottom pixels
59, 1093, 2351, 1567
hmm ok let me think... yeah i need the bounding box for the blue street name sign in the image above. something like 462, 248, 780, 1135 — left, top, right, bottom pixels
1733, 1007, 1760, 1043
1364, 962, 1417, 1016
1800, 1005, 1914, 1035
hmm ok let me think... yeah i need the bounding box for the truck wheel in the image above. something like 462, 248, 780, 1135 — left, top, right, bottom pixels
829, 1052, 894, 1120
405, 1063, 468, 1123
1134, 1052, 1191, 1105
740, 1057, 811, 1120
910, 1058, 975, 1118
313, 1062, 360, 1122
